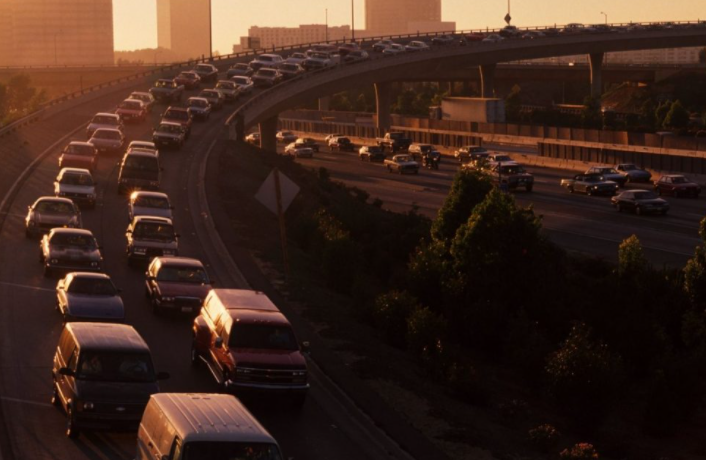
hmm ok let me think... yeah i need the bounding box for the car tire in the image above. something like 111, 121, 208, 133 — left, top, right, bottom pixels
66, 406, 80, 439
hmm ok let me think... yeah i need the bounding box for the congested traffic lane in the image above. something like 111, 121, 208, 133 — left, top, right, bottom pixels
278, 141, 702, 267
0, 83, 397, 459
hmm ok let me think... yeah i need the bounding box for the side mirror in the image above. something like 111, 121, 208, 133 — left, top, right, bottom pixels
301, 341, 311, 354
58, 367, 75, 377
215, 337, 224, 348
156, 371, 170, 380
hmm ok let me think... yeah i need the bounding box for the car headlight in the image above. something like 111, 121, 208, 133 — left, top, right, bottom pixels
58, 192, 66, 197
81, 401, 94, 411
236, 368, 251, 374
50, 258, 58, 265
133, 247, 147, 254
161, 296, 175, 303
162, 249, 176, 255
90, 262, 99, 268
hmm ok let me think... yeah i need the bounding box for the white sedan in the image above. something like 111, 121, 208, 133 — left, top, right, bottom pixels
405, 41, 430, 52
285, 143, 314, 158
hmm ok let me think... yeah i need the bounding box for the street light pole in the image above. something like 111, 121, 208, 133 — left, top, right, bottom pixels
53, 32, 59, 66
209, 0, 213, 60
601, 11, 607, 25
326, 9, 328, 42
351, 0, 355, 42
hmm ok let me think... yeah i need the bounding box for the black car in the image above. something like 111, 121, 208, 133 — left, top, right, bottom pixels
611, 190, 670, 215
51, 323, 168, 438
329, 136, 355, 152
294, 137, 319, 152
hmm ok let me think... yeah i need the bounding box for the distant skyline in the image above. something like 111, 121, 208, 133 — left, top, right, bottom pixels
113, 0, 704, 54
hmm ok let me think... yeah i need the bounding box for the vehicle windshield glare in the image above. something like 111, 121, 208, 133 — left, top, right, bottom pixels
156, 266, 208, 284
50, 233, 96, 248
76, 351, 155, 382
230, 325, 298, 351
633, 191, 658, 200
60, 173, 93, 186
182, 441, 282, 460
68, 277, 116, 295
133, 222, 175, 240
36, 201, 75, 214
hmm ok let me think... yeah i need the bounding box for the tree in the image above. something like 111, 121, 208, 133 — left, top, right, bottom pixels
639, 99, 657, 130
430, 169, 493, 244
618, 235, 649, 279
684, 217, 706, 307
505, 85, 522, 122
393, 89, 416, 115
5, 74, 36, 115
662, 100, 690, 130
655, 100, 671, 128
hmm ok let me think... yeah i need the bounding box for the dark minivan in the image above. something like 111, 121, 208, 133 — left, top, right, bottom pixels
51, 322, 169, 438
117, 150, 161, 195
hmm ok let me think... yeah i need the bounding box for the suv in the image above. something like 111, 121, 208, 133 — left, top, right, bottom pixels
161, 106, 192, 139
40, 228, 103, 277
25, 197, 82, 238
126, 216, 179, 265
144, 256, 212, 315
51, 323, 168, 438
191, 289, 309, 404
59, 141, 98, 172
54, 167, 97, 209
56, 272, 125, 323
118, 150, 161, 194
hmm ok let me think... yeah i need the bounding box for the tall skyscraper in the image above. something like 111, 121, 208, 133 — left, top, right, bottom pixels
0, 0, 114, 67
157, 0, 211, 61
365, 0, 448, 35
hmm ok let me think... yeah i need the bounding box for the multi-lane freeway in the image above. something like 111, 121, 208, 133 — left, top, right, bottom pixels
276, 139, 702, 267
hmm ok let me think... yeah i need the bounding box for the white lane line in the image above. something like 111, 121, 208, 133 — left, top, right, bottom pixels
0, 397, 52, 408
0, 282, 53, 292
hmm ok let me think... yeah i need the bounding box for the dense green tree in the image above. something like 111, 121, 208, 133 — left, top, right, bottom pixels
655, 100, 672, 128
330, 92, 353, 111
618, 235, 649, 279
684, 217, 706, 308
663, 100, 690, 130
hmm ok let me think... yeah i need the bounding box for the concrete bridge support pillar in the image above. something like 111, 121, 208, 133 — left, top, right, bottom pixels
589, 52, 604, 99
318, 96, 331, 111
374, 82, 391, 135
259, 115, 278, 152
479, 63, 497, 98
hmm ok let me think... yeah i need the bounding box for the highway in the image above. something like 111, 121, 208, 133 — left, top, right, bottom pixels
0, 84, 414, 459
277, 141, 702, 267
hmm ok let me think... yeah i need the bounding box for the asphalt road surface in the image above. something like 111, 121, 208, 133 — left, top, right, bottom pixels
0, 86, 410, 460
279, 142, 702, 268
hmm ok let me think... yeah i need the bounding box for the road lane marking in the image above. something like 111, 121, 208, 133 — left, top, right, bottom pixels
0, 282, 53, 292
0, 397, 52, 408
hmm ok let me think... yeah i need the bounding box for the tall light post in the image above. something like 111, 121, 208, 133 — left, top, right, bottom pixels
325, 8, 329, 42
351, 0, 355, 42
53, 31, 60, 66
600, 11, 608, 25
208, 0, 213, 60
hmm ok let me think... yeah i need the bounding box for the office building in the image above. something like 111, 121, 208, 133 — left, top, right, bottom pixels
365, 0, 449, 35
157, 0, 211, 61
0, 0, 114, 67
245, 25, 352, 50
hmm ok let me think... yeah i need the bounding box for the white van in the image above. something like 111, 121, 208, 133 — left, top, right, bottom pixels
136, 393, 283, 460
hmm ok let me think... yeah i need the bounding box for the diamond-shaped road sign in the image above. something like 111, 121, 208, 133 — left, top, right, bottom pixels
504, 13, 512, 24
255, 169, 300, 215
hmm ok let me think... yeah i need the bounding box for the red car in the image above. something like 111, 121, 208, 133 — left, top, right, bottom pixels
653, 175, 701, 198
58, 141, 98, 172
145, 257, 212, 315
161, 106, 193, 139
115, 98, 147, 123
465, 33, 486, 42
174, 71, 202, 90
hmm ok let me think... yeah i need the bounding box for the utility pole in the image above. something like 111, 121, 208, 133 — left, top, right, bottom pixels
351, 0, 355, 42
600, 12, 608, 25
209, 0, 213, 60
326, 8, 328, 42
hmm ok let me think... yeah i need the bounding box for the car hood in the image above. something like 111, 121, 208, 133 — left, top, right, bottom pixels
230, 349, 307, 368
32, 212, 77, 226
57, 184, 95, 195
75, 379, 159, 403
132, 206, 172, 220
49, 247, 101, 261
156, 281, 210, 298
65, 294, 125, 319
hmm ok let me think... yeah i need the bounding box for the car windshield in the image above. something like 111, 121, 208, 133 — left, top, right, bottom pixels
133, 222, 175, 240
156, 266, 208, 284
35, 201, 74, 214
182, 442, 282, 460
633, 191, 658, 200
232, 77, 249, 84
367, 147, 382, 153
200, 91, 218, 98
493, 155, 512, 162
621, 164, 637, 171
94, 130, 121, 140
134, 195, 169, 209
50, 233, 96, 249
396, 155, 412, 162
189, 99, 208, 108
60, 173, 93, 186
67, 277, 116, 295
157, 124, 182, 134
76, 351, 155, 383
164, 110, 189, 121
600, 168, 618, 174
120, 101, 141, 110
229, 324, 298, 351
93, 116, 118, 125
65, 144, 94, 156
584, 175, 603, 182
196, 65, 212, 72
156, 80, 175, 88
291, 53, 305, 59
672, 177, 688, 184
131, 93, 151, 102
125, 156, 158, 171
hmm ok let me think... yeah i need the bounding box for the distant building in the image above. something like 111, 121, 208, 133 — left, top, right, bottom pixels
527, 47, 703, 66
365, 0, 452, 36
245, 25, 352, 50
0, 0, 114, 67
157, 0, 211, 61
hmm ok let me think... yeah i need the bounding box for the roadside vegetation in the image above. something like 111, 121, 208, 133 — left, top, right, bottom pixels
221, 143, 706, 459
0, 74, 46, 127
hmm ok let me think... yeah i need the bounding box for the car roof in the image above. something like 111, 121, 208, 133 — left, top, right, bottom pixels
67, 141, 94, 147
67, 323, 150, 353
65, 272, 111, 280
227, 309, 290, 326
49, 227, 94, 236
149, 393, 278, 444
94, 112, 119, 118
129, 140, 156, 146
132, 215, 173, 225
59, 167, 91, 175
93, 128, 122, 134
188, 97, 209, 103
159, 121, 183, 128
208, 289, 279, 312
125, 149, 158, 158
34, 196, 75, 205
131, 191, 168, 200
154, 256, 204, 268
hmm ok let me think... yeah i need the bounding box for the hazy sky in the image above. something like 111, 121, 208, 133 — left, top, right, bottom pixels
113, 0, 704, 53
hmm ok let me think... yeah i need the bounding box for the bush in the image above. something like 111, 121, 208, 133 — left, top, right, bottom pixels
406, 305, 447, 354
528, 424, 561, 453
559, 443, 600, 459
372, 290, 420, 348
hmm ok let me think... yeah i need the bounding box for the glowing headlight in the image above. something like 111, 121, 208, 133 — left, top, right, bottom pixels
133, 247, 147, 254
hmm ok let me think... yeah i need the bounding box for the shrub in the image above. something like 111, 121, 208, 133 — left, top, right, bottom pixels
406, 305, 447, 354
372, 290, 420, 348
617, 235, 648, 279
528, 424, 561, 453
431, 169, 492, 244
559, 443, 600, 459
